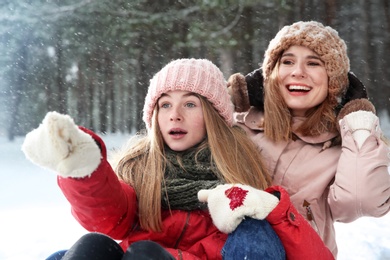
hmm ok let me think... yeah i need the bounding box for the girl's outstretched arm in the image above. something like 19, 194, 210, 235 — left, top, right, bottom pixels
22, 112, 138, 240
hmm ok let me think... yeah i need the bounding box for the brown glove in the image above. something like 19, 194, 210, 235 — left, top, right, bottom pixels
227, 73, 250, 112
337, 98, 376, 122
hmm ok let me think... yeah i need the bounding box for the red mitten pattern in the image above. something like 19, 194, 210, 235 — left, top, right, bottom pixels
198, 184, 279, 233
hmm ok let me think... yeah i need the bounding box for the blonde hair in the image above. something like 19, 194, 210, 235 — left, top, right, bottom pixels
263, 59, 338, 142
115, 95, 271, 232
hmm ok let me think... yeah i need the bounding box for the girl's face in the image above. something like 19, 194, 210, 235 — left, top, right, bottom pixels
157, 90, 206, 152
278, 45, 329, 117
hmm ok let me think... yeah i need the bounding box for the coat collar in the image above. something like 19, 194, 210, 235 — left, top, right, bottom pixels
291, 117, 338, 144
235, 107, 338, 144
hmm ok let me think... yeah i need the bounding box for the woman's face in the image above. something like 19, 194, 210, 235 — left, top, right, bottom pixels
157, 90, 206, 151
278, 45, 329, 117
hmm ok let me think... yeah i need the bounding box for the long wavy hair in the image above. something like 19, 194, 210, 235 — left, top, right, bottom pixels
263, 59, 338, 142
114, 94, 272, 232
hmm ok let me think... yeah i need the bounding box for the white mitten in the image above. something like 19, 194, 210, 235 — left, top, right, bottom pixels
21, 111, 101, 178
342, 110, 378, 149
198, 184, 279, 233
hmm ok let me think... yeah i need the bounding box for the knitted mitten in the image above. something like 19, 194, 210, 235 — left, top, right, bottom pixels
198, 184, 279, 233
338, 98, 378, 149
21, 111, 101, 178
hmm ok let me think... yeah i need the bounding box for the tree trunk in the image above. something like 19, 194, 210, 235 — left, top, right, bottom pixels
7, 40, 28, 141
104, 51, 116, 133
55, 28, 67, 114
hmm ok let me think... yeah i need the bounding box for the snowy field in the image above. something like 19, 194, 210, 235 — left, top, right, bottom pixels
1, 126, 390, 260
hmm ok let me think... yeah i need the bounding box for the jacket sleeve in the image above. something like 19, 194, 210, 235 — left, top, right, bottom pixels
266, 186, 334, 260
57, 127, 138, 240
329, 118, 390, 222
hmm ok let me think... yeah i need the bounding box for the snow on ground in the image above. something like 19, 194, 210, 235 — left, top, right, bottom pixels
0, 132, 389, 260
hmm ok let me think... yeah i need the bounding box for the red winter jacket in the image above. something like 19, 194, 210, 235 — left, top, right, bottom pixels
57, 128, 333, 260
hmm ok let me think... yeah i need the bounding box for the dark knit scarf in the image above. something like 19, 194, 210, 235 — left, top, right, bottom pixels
161, 147, 223, 211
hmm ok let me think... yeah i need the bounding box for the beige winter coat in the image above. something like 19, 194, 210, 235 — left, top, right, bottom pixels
235, 107, 390, 257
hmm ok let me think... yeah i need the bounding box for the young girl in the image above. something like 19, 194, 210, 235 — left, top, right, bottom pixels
22, 58, 333, 259
228, 21, 390, 258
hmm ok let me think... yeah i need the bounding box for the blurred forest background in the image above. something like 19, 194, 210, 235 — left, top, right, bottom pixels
1, 0, 390, 140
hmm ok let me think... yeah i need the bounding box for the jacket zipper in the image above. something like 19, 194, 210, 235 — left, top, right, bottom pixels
174, 211, 191, 249
303, 200, 319, 233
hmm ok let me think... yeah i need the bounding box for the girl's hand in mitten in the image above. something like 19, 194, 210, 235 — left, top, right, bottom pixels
21, 111, 101, 178
198, 184, 279, 233
338, 98, 378, 149
227, 73, 250, 112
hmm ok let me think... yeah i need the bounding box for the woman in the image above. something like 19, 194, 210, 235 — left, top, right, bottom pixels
228, 21, 390, 257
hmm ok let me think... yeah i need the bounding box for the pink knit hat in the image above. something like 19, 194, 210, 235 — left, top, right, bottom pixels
143, 58, 233, 129
262, 21, 350, 106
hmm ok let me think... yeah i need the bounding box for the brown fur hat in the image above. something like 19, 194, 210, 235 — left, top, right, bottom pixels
262, 21, 350, 107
